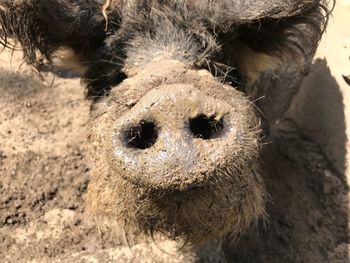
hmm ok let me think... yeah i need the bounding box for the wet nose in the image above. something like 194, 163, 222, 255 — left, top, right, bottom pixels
112, 84, 256, 191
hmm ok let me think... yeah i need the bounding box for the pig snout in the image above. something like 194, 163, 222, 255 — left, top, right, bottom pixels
87, 62, 266, 244
112, 84, 245, 191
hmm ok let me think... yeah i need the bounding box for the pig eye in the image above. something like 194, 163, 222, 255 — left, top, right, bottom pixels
123, 121, 159, 150
189, 115, 224, 140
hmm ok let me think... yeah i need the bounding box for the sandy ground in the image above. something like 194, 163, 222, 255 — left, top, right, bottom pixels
0, 1, 350, 263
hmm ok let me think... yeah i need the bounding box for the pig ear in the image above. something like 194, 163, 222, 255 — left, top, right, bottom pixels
189, 0, 326, 27
0, 0, 120, 68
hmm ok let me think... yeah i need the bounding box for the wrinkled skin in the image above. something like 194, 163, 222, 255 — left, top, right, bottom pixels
0, 0, 330, 261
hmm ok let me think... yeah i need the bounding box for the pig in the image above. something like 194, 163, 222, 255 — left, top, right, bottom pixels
0, 0, 331, 262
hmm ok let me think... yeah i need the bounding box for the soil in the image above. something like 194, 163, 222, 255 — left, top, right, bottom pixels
1, 5, 350, 262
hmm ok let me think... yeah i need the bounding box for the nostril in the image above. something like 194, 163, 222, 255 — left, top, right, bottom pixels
123, 121, 158, 149
189, 114, 224, 140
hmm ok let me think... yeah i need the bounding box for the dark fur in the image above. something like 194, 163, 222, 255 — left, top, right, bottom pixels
0, 1, 330, 104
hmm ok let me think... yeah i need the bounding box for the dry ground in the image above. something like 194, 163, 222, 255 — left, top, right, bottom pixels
0, 2, 350, 262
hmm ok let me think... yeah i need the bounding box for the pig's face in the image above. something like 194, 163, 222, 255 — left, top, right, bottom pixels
86, 59, 265, 244
0, 0, 329, 246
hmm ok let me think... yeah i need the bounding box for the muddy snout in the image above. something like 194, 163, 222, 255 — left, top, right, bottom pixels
88, 65, 264, 242
111, 84, 259, 191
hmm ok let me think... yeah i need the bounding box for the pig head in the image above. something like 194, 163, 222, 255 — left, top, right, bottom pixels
0, 0, 330, 251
